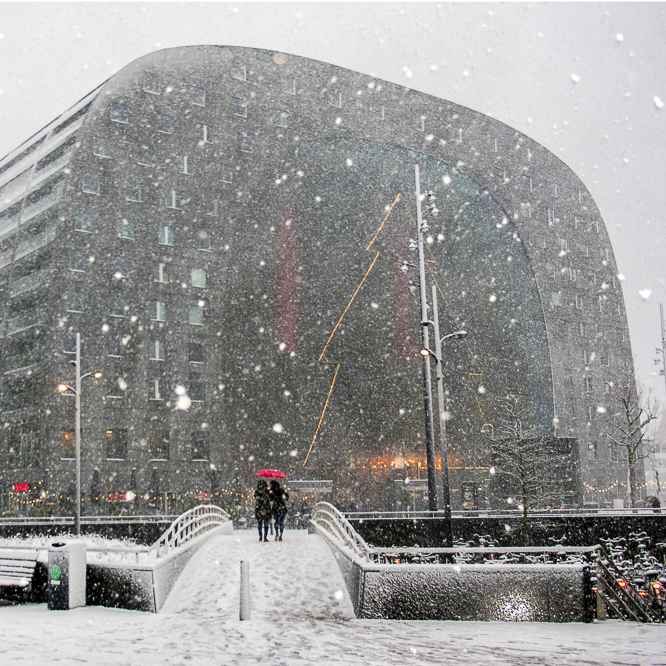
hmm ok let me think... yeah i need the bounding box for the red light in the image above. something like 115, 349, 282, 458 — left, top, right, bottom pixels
653, 582, 662, 590
618, 580, 627, 588
638, 590, 648, 597
13, 483, 29, 492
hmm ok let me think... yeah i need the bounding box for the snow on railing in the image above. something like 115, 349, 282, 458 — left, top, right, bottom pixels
310, 502, 372, 562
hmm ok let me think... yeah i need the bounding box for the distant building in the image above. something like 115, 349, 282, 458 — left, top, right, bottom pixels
0, 46, 637, 515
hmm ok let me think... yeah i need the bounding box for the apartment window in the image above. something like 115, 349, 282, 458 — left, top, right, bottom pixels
108, 335, 126, 357
70, 251, 87, 272
587, 442, 597, 462
281, 77, 296, 94
158, 225, 174, 245
165, 189, 181, 209
569, 267, 578, 281
584, 377, 593, 393
154, 262, 170, 283
82, 173, 100, 194
218, 165, 232, 183
600, 352, 609, 366
190, 87, 205, 106
189, 304, 204, 325
109, 295, 125, 317
520, 203, 531, 219
579, 322, 586, 337
136, 144, 155, 166
67, 291, 84, 313
231, 61, 246, 81
523, 176, 533, 192
143, 75, 160, 94
197, 123, 212, 143
126, 182, 142, 202
156, 114, 172, 133
205, 199, 218, 217
238, 132, 252, 152
583, 350, 592, 365
75, 211, 92, 232
598, 296, 605, 312
547, 209, 556, 226
189, 342, 204, 363
190, 379, 205, 402
117, 217, 134, 239
272, 110, 288, 127
197, 230, 212, 250
63, 331, 76, 354
150, 301, 166, 321
574, 216, 580, 230
179, 155, 192, 174
150, 431, 169, 460
110, 102, 128, 123
551, 291, 561, 307
191, 432, 210, 460
149, 340, 164, 361
61, 431, 75, 459
93, 136, 110, 158
415, 115, 426, 132
106, 429, 128, 460
370, 105, 384, 121
552, 184, 559, 198
559, 238, 568, 254
191, 268, 206, 288
113, 256, 128, 279
150, 378, 163, 401
328, 91, 342, 108
232, 97, 247, 117
577, 243, 589, 257
575, 294, 583, 309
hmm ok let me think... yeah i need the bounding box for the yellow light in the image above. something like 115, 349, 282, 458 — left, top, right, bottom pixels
57, 384, 68, 392
94, 372, 103, 379
420, 348, 430, 357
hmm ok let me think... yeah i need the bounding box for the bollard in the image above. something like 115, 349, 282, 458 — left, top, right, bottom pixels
47, 541, 87, 610
239, 560, 250, 620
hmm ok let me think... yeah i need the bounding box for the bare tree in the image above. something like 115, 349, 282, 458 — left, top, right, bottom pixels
489, 395, 577, 542
604, 378, 660, 508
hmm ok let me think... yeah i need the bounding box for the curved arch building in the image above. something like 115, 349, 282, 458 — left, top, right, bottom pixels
0, 46, 635, 514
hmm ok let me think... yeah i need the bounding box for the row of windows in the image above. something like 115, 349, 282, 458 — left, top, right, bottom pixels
63, 335, 205, 363
521, 203, 600, 231
61, 429, 210, 461
550, 291, 621, 315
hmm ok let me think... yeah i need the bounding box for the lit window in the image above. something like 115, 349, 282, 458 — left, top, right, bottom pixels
75, 211, 92, 232
136, 145, 154, 166
117, 217, 135, 240
154, 263, 170, 283
587, 442, 597, 462
190, 87, 205, 106
126, 182, 142, 202
197, 124, 212, 143
218, 165, 232, 183
238, 132, 252, 152
197, 230, 212, 250
108, 336, 125, 357
106, 429, 128, 460
191, 432, 210, 460
232, 97, 247, 117
165, 189, 181, 209
150, 431, 169, 459
93, 137, 110, 158
70, 251, 87, 272
110, 102, 128, 123
189, 304, 204, 325
109, 296, 125, 317
158, 225, 174, 245
189, 342, 204, 363
66, 291, 84, 313
156, 114, 172, 133
149, 340, 164, 361
191, 268, 206, 288
231, 61, 246, 81
272, 110, 288, 127
82, 173, 100, 194
205, 199, 218, 217
150, 301, 166, 321
61, 431, 75, 459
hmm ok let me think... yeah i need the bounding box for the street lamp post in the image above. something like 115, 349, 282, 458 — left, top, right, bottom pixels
58, 332, 101, 536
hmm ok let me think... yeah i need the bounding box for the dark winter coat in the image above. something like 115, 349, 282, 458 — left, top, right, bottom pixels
254, 484, 272, 521
270, 487, 289, 517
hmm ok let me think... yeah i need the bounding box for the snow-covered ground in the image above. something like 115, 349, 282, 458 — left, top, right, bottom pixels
1, 529, 666, 665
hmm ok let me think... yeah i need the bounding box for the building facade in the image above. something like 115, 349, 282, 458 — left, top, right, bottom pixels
0, 46, 636, 515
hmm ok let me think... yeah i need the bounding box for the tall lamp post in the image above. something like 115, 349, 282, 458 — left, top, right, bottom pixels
58, 332, 101, 536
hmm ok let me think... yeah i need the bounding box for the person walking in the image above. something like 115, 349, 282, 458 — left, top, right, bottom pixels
254, 480, 272, 542
269, 480, 289, 541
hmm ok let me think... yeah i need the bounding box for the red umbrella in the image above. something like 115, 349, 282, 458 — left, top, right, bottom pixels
255, 469, 287, 479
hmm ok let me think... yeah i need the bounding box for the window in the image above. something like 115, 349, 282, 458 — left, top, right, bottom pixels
238, 132, 252, 152
575, 294, 583, 309
583, 350, 592, 365
108, 335, 126, 357
165, 189, 181, 209
551, 291, 561, 307
218, 165, 232, 183
150, 431, 169, 460
191, 432, 210, 460
154, 262, 170, 283
149, 340, 164, 361
569, 267, 578, 281
559, 238, 568, 254
190, 87, 205, 106
415, 115, 425, 131
197, 123, 212, 143
158, 225, 174, 245
136, 144, 155, 166
61, 431, 75, 459
180, 155, 192, 174
75, 211, 92, 232
281, 77, 295, 94
231, 61, 246, 81
577, 243, 589, 257
524, 176, 533, 192
150, 301, 166, 321
328, 91, 342, 108
109, 295, 125, 317
205, 199, 218, 217
82, 173, 100, 194
520, 203, 531, 219
67, 291, 84, 313
150, 378, 162, 401
584, 377, 593, 393
113, 256, 128, 279
547, 208, 556, 226
189, 304, 204, 325
587, 442, 597, 462
117, 217, 134, 239
197, 230, 212, 250
63, 331, 76, 354
142, 75, 160, 94
191, 268, 206, 288
370, 105, 384, 121
93, 137, 110, 158
156, 114, 172, 133
126, 182, 142, 202
579, 322, 586, 337
110, 102, 128, 123
272, 110, 288, 127
552, 184, 559, 198
70, 251, 87, 272
600, 352, 609, 366
189, 342, 204, 363
232, 97, 247, 117
106, 429, 128, 460
190, 379, 205, 402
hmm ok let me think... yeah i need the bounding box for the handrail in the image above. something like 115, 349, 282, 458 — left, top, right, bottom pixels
311, 502, 372, 561
345, 508, 664, 519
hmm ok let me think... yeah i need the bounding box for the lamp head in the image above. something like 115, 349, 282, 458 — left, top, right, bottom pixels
94, 372, 103, 379
57, 384, 68, 393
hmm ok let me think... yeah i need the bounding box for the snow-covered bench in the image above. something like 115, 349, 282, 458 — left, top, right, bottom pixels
0, 548, 39, 591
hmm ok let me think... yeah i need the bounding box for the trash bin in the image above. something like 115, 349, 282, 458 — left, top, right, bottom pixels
47, 541, 86, 610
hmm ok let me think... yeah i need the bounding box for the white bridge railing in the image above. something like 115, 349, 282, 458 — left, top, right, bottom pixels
310, 502, 371, 562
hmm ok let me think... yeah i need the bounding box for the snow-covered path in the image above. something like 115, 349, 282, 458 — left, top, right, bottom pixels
1, 529, 666, 665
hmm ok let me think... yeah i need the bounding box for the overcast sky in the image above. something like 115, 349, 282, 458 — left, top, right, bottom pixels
1, 1, 665, 404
